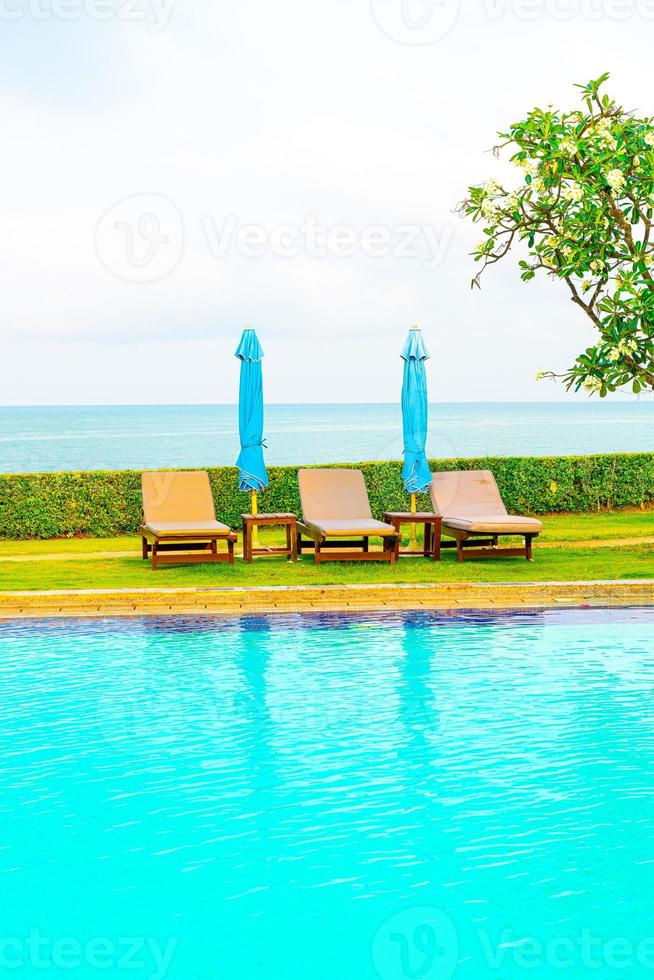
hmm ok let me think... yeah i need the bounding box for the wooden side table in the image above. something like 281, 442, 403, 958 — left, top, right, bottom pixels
241, 513, 297, 563
382, 512, 442, 560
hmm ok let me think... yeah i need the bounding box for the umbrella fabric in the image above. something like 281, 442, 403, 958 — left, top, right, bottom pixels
235, 328, 269, 492
401, 327, 431, 494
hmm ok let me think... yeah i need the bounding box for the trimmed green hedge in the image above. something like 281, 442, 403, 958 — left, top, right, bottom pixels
1, 454, 654, 539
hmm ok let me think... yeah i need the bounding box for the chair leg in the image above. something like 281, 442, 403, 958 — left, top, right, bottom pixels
388, 538, 396, 566
526, 535, 534, 561
228, 539, 235, 565
297, 530, 302, 555
315, 540, 321, 566
152, 541, 158, 571
424, 523, 431, 558
362, 536, 369, 553
141, 536, 148, 560
456, 539, 464, 563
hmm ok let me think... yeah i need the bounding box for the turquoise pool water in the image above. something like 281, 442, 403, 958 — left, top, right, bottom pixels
1, 608, 653, 979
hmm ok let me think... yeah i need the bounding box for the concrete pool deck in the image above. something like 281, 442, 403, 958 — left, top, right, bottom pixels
1, 580, 654, 618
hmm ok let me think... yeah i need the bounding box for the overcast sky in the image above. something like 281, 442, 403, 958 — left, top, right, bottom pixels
1, 0, 653, 404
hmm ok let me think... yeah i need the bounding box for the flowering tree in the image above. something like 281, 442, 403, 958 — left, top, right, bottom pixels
462, 73, 654, 395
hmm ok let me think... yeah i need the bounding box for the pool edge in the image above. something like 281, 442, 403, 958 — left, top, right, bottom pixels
1, 580, 654, 619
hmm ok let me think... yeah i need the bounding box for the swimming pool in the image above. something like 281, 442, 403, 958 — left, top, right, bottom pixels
1, 608, 653, 979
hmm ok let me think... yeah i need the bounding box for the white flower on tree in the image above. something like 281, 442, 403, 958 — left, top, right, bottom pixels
519, 159, 540, 178
606, 168, 626, 194
562, 182, 584, 203
484, 178, 503, 197
481, 198, 500, 219
593, 117, 618, 151
607, 338, 638, 363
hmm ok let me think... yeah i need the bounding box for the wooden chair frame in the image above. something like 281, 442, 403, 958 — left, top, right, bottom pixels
440, 530, 537, 562
140, 529, 236, 571
296, 523, 399, 565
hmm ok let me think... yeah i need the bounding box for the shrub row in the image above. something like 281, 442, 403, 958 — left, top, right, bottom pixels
1, 454, 653, 539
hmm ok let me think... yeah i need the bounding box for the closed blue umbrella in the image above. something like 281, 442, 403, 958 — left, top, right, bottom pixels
235, 328, 269, 523
401, 325, 431, 549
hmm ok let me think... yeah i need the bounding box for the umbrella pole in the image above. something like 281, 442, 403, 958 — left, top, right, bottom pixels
408, 492, 420, 552
250, 489, 262, 550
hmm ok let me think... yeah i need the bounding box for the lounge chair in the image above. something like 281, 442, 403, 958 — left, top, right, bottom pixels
296, 468, 400, 564
430, 470, 543, 562
140, 471, 237, 570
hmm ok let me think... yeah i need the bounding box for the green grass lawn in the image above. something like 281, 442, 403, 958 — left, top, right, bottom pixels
1, 508, 654, 559
0, 537, 136, 557
0, 509, 653, 591
0, 546, 652, 591
537, 509, 654, 542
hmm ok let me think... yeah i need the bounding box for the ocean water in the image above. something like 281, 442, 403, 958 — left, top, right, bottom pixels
0, 401, 653, 473
1, 607, 653, 979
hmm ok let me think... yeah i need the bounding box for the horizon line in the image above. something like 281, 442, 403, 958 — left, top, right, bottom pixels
0, 398, 648, 409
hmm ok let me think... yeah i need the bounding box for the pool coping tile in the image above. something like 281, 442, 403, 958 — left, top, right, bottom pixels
1, 580, 654, 619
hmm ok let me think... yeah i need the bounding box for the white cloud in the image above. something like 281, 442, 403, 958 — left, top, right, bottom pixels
0, 0, 651, 402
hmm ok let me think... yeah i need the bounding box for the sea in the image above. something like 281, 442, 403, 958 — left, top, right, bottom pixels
0, 402, 652, 474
